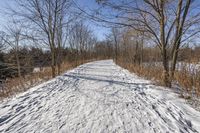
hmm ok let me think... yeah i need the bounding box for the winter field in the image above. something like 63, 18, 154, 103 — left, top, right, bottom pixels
0, 60, 200, 133
143, 62, 200, 74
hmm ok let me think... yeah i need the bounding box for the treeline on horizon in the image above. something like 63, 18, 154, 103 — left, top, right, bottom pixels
1, 41, 200, 81
0, 0, 200, 97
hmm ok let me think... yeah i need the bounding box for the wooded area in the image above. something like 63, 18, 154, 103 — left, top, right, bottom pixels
0, 0, 200, 98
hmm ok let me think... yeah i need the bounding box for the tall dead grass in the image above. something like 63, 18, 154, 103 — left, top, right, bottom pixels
175, 66, 200, 97
117, 61, 200, 98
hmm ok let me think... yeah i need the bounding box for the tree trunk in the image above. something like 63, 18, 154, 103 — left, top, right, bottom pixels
57, 62, 61, 75
162, 49, 171, 87
140, 38, 144, 65
57, 48, 62, 75
159, 1, 171, 87
75, 50, 78, 66
170, 0, 191, 80
170, 48, 178, 79
114, 39, 118, 62
16, 51, 21, 78
51, 48, 56, 78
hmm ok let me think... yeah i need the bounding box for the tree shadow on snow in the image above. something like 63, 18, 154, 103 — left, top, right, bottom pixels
63, 73, 150, 93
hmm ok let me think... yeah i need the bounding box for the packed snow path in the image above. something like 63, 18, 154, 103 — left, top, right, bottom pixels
0, 60, 200, 133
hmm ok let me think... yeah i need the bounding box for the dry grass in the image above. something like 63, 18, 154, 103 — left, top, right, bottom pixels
118, 61, 163, 85
117, 60, 200, 98
175, 67, 200, 97
0, 60, 93, 100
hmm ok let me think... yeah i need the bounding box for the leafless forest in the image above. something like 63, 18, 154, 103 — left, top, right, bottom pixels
0, 0, 200, 99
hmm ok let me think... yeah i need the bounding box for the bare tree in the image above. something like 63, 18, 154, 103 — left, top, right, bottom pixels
11, 0, 78, 77
2, 21, 24, 78
0, 32, 6, 53
111, 28, 120, 62
96, 0, 200, 87
121, 29, 145, 65
55, 0, 81, 74
69, 21, 94, 63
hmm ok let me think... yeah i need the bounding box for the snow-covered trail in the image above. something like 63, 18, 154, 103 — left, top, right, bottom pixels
0, 60, 200, 133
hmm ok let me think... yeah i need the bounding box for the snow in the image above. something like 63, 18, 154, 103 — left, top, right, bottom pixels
0, 60, 200, 133
143, 61, 200, 74
33, 67, 41, 73
176, 62, 200, 74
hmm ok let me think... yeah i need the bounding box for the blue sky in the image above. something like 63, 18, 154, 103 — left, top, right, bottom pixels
1, 0, 200, 43
76, 0, 111, 40
0, 0, 110, 41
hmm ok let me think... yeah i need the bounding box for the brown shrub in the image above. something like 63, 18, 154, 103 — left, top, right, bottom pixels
117, 60, 200, 97
0, 60, 93, 100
